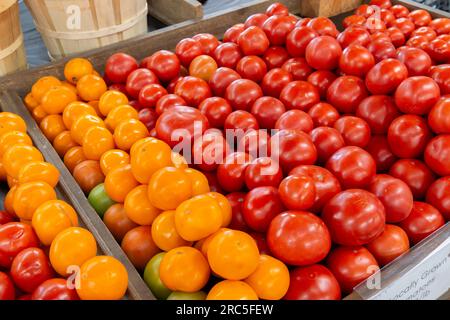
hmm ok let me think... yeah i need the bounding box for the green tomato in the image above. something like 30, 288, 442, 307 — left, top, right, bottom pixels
88, 183, 116, 218
143, 252, 172, 300
167, 291, 207, 300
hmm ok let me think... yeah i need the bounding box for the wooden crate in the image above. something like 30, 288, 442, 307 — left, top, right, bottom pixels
0, 0, 449, 300
147, 0, 203, 24
299, 0, 363, 17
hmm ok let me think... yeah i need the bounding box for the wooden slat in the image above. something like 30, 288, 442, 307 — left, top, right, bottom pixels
148, 0, 204, 24
299, 0, 363, 17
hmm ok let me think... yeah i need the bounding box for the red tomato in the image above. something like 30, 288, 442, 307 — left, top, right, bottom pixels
395, 77, 441, 115
268, 211, 331, 266
307, 17, 339, 37
226, 192, 249, 232
223, 23, 245, 43
174, 76, 211, 107
391, 18, 415, 37
365, 17, 387, 34
166, 76, 184, 94
388, 115, 432, 159
213, 43, 243, 69
290, 165, 342, 213
429, 18, 450, 35
270, 130, 318, 173
327, 246, 379, 294
426, 38, 450, 63
242, 186, 284, 232
217, 152, 252, 192
339, 45, 375, 78
426, 177, 450, 221
237, 129, 270, 158
407, 35, 429, 50
386, 27, 406, 47
192, 33, 220, 56
284, 265, 341, 300
261, 68, 293, 98
279, 81, 320, 111
192, 130, 229, 172
138, 108, 158, 131
367, 39, 397, 62
333, 116, 371, 148
408, 9, 432, 27
380, 8, 396, 24
249, 232, 270, 255
155, 94, 186, 115
10, 248, 54, 293
310, 127, 346, 164
32, 278, 79, 300
356, 95, 399, 134
225, 79, 263, 111
365, 59, 408, 95
0, 223, 39, 268
390, 4, 410, 18
308, 102, 340, 127
327, 76, 368, 114
305, 36, 342, 70
399, 202, 445, 245
428, 96, 450, 135
244, 13, 269, 29
266, 2, 289, 16
126, 68, 159, 99
307, 71, 338, 99
238, 26, 270, 56
138, 84, 167, 108
343, 15, 367, 29
396, 47, 432, 78
296, 18, 312, 27
411, 26, 437, 40
367, 224, 410, 266
389, 159, 436, 199
337, 26, 371, 48
142, 50, 180, 83
425, 135, 450, 176
0, 211, 15, 225
0, 272, 15, 300
365, 135, 397, 172
286, 26, 318, 57
430, 65, 450, 95
109, 83, 128, 95
281, 58, 313, 81
198, 97, 232, 129
209, 67, 241, 97
204, 171, 223, 194
275, 110, 314, 134
175, 38, 203, 67
251, 96, 286, 130
236, 56, 267, 83
370, 31, 391, 43
326, 146, 376, 189
105, 53, 138, 84
244, 157, 283, 190
369, 0, 392, 9
278, 175, 316, 211
355, 4, 376, 18
224, 110, 259, 132
263, 46, 290, 69
262, 15, 296, 45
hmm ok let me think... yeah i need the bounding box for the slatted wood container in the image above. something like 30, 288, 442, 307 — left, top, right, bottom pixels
147, 0, 203, 24
0, 0, 27, 76
299, 0, 363, 17
24, 0, 148, 60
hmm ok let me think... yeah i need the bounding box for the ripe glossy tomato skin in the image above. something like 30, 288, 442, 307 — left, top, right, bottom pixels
307, 17, 339, 38
307, 71, 337, 99
425, 38, 450, 63
337, 26, 371, 48
32, 278, 79, 300
236, 56, 267, 83
262, 15, 296, 45
138, 84, 167, 108
339, 45, 375, 78
214, 43, 243, 70
105, 53, 138, 83
266, 2, 289, 16
192, 130, 229, 172
224, 110, 259, 132
284, 265, 341, 300
209, 67, 241, 97
327, 246, 379, 294
267, 211, 331, 266
310, 127, 346, 164
278, 175, 316, 211
334, 116, 371, 148
242, 186, 284, 232
261, 68, 292, 98
366, 135, 398, 173
430, 65, 450, 95
198, 97, 232, 129
395, 77, 441, 115
386, 27, 406, 47
126, 68, 159, 99
369, 174, 413, 223
225, 79, 263, 111
389, 159, 436, 199
0, 211, 15, 225
367, 40, 397, 63
263, 46, 290, 69
251, 96, 286, 130
396, 47, 432, 77
366, 224, 410, 266
238, 129, 270, 158
226, 192, 250, 232
223, 23, 245, 43
275, 110, 313, 134
217, 152, 252, 193
429, 18, 450, 34
139, 108, 159, 131
326, 146, 376, 189
286, 26, 318, 57
142, 50, 181, 83
245, 13, 269, 29
244, 157, 283, 190
174, 76, 212, 107
306, 36, 342, 70
192, 33, 220, 56
326, 76, 368, 114
426, 177, 450, 221
356, 95, 399, 135
175, 38, 203, 67
399, 202, 445, 245
0, 222, 39, 268
323, 189, 386, 246
411, 27, 437, 41
409, 9, 432, 27
365, 59, 408, 95
279, 81, 320, 111
282, 58, 313, 81
238, 26, 270, 56
388, 115, 432, 159
424, 135, 450, 176
308, 102, 340, 127
0, 272, 15, 300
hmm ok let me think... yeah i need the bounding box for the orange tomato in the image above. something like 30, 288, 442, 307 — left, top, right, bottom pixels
13, 181, 57, 221
24, 93, 39, 111
159, 247, 210, 293
207, 229, 259, 280
105, 105, 138, 130
184, 168, 210, 196
0, 130, 32, 157
103, 204, 138, 242
60, 81, 78, 95
124, 185, 160, 226
77, 74, 107, 102
40, 115, 67, 142
62, 101, 97, 129
0, 112, 27, 136
32, 106, 48, 124
151, 210, 192, 251
6, 175, 19, 188
130, 137, 172, 184
98, 91, 129, 117
198, 228, 229, 257
99, 149, 130, 176
4, 185, 17, 215
206, 192, 232, 227
174, 194, 223, 242
73, 160, 105, 194
31, 76, 62, 102
171, 152, 189, 169
2, 145, 44, 179
0, 162, 6, 181
189, 55, 218, 81
121, 225, 160, 271
41, 86, 78, 115
82, 126, 115, 160
148, 167, 193, 211
244, 254, 290, 300
113, 119, 149, 151
50, 227, 97, 276
18, 161, 60, 187
53, 131, 78, 157
104, 164, 139, 202
207, 280, 258, 300
64, 146, 87, 173
87, 100, 101, 116
32, 200, 79, 246
64, 58, 94, 84
70, 114, 105, 145
77, 256, 128, 300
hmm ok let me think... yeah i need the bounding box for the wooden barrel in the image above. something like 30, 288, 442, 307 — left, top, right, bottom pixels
0, 0, 27, 76
24, 0, 148, 60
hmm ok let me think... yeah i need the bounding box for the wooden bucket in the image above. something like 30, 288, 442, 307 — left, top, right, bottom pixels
0, 0, 27, 76
24, 0, 148, 60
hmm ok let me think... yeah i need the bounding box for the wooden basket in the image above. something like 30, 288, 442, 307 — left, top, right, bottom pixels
299, 0, 363, 17
0, 0, 27, 76
24, 0, 148, 60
